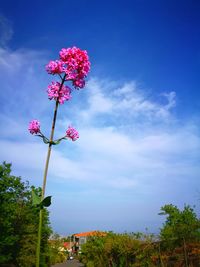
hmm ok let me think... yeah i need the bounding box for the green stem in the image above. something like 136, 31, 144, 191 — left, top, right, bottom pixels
36, 74, 66, 267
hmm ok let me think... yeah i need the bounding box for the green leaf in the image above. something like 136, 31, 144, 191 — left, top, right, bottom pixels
51, 140, 61, 145
32, 189, 41, 206
40, 196, 52, 208
42, 136, 50, 144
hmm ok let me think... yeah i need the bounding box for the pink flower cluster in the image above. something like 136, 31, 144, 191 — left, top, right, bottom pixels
47, 82, 71, 104
60, 47, 90, 88
66, 126, 79, 141
46, 46, 90, 89
28, 120, 40, 134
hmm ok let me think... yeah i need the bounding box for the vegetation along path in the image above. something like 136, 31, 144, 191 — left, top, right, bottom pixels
52, 259, 84, 267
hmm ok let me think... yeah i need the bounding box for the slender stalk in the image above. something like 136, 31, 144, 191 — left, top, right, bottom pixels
36, 75, 66, 267
183, 237, 189, 267
158, 242, 164, 267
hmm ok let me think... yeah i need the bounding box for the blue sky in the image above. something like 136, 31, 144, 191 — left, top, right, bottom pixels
0, 0, 200, 235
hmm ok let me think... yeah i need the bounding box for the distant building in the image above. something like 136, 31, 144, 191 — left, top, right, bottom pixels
63, 241, 74, 253
72, 230, 106, 252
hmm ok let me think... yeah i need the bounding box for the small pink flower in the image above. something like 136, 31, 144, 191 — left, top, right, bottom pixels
46, 60, 64, 74
28, 120, 40, 134
73, 78, 85, 89
66, 126, 79, 141
47, 81, 71, 104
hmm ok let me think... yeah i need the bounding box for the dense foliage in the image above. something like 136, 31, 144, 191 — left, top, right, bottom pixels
49, 233, 69, 265
159, 204, 200, 247
80, 205, 200, 267
0, 162, 52, 267
80, 232, 156, 267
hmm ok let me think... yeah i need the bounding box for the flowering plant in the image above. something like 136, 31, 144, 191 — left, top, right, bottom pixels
29, 46, 90, 267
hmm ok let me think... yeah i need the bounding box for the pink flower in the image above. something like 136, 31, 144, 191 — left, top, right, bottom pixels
47, 81, 71, 104
46, 60, 64, 74
59, 46, 90, 89
28, 120, 40, 134
66, 126, 79, 141
73, 78, 85, 89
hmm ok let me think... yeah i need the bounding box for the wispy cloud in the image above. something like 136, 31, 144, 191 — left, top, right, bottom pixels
0, 46, 54, 136
0, 15, 13, 47
112, 81, 176, 118
76, 78, 176, 127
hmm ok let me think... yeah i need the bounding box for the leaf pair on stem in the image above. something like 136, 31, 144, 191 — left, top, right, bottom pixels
32, 189, 51, 209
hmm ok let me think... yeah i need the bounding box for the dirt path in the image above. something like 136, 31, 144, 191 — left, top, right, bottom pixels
52, 259, 84, 267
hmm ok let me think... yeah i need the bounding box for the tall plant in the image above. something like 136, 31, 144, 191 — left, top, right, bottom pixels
28, 46, 90, 267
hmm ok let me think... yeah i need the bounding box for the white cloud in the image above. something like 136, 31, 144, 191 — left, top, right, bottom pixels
1, 120, 199, 196
77, 78, 176, 125
0, 47, 51, 119
0, 140, 46, 172
88, 79, 114, 114
113, 83, 176, 119
162, 91, 176, 110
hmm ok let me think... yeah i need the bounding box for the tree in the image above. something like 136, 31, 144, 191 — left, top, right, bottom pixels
159, 204, 200, 247
0, 162, 52, 266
